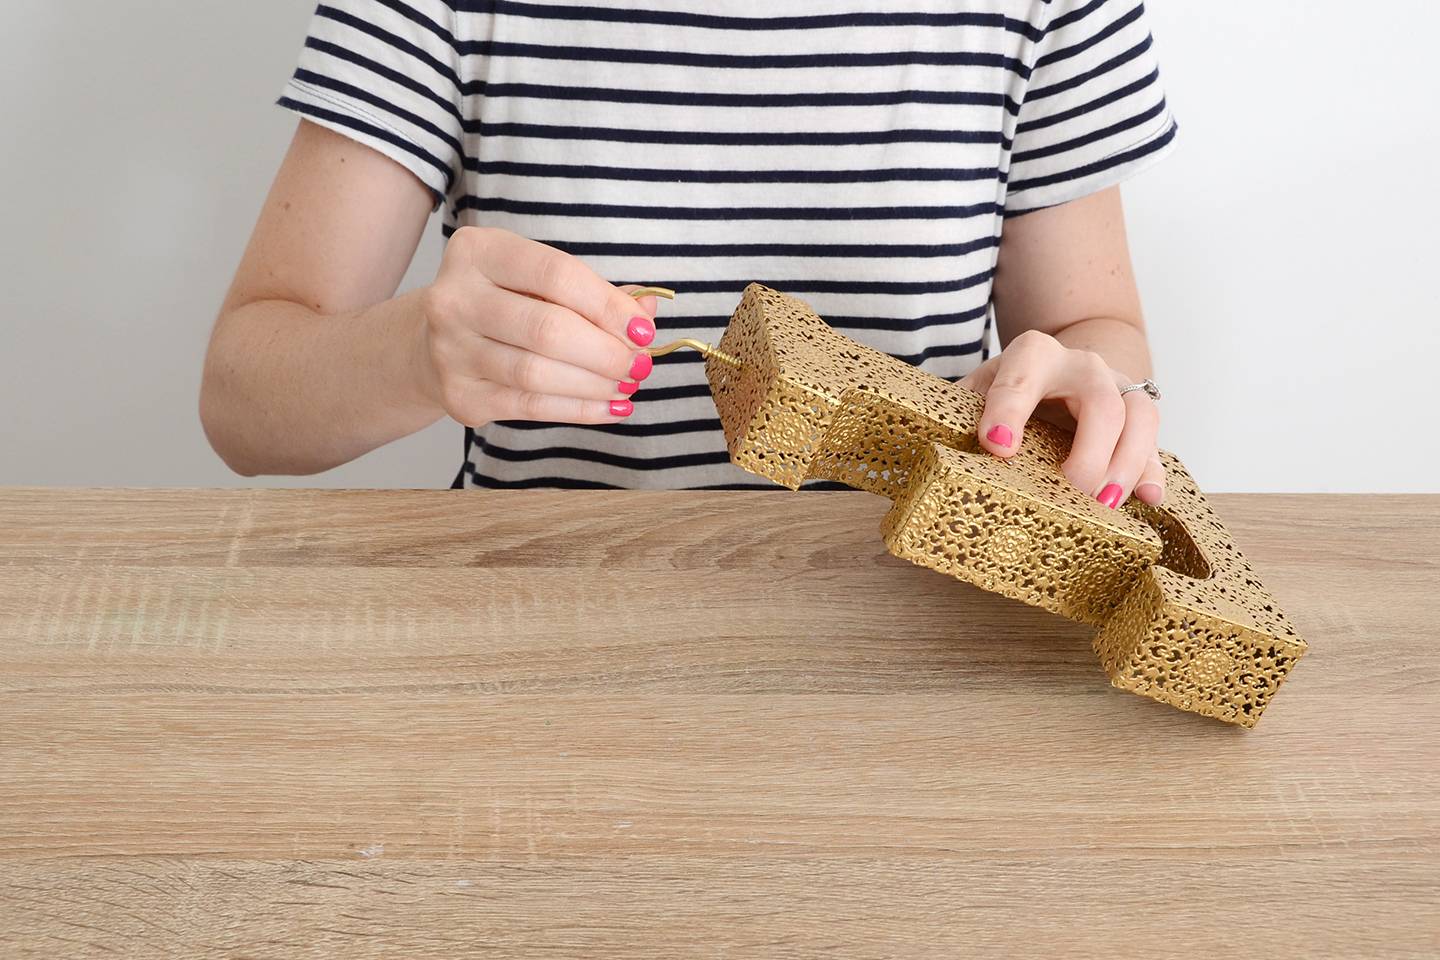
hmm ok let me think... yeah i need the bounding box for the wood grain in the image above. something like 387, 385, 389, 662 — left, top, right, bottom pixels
1, 488, 1437, 958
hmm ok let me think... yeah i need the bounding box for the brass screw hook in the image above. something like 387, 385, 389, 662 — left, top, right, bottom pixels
628, 287, 742, 368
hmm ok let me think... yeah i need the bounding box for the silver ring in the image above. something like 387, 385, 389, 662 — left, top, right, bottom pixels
1119, 378, 1161, 401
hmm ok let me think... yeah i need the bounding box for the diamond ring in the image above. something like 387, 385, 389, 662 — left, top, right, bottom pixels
1119, 378, 1161, 401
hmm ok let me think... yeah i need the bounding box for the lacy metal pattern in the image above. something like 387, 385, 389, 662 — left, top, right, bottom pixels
702, 284, 1307, 727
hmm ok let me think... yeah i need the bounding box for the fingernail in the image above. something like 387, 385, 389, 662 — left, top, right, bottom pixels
986, 424, 1013, 448
1136, 482, 1163, 505
627, 315, 655, 347
609, 399, 633, 417
617, 380, 639, 396
1097, 483, 1124, 509
630, 352, 653, 381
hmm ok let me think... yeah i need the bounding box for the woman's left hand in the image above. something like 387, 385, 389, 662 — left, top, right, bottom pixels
957, 329, 1165, 508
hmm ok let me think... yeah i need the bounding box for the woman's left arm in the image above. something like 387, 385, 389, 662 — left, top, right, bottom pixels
964, 185, 1166, 507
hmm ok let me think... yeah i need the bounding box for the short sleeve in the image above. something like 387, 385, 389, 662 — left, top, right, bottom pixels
278, 0, 465, 208
1005, 0, 1177, 214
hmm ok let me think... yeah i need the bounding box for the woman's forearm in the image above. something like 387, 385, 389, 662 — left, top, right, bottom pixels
200, 289, 442, 476
1049, 315, 1154, 384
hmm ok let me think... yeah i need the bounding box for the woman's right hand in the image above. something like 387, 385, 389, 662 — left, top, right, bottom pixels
414, 226, 661, 427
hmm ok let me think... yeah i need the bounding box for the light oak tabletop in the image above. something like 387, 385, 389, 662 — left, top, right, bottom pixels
1, 488, 1437, 958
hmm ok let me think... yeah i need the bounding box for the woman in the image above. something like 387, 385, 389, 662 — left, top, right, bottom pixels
201, 0, 1175, 505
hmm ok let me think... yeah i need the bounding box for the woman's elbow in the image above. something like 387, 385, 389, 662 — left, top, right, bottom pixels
198, 319, 276, 477
198, 369, 263, 478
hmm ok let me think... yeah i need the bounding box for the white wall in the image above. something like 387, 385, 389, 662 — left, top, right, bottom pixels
1129, 1, 1439, 493
0, 1, 449, 489
1, 1, 1435, 491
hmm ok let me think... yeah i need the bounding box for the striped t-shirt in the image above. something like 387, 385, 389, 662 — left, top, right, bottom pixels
280, 0, 1177, 490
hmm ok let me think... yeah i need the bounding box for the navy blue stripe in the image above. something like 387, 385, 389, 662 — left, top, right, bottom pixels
474, 435, 732, 471
461, 81, 1023, 114
665, 365, 967, 388
537, 236, 1000, 260
317, 6, 463, 90
496, 417, 722, 438
627, 308, 991, 334
463, 159, 1004, 184
693, 481, 852, 491
604, 272, 994, 296
1046, 0, 1107, 33
304, 37, 462, 126
679, 308, 991, 333
1037, 3, 1143, 69
454, 39, 1031, 77
455, 1, 1045, 42
1011, 98, 1166, 164
278, 98, 453, 196
462, 468, 846, 491
652, 338, 987, 368
491, 346, 984, 435
293, 69, 462, 159
471, 437, 890, 486
1026, 35, 1152, 101
372, 0, 457, 46
1015, 67, 1158, 135
647, 332, 981, 368
628, 383, 723, 402
647, 346, 982, 370
454, 195, 1002, 222
466, 470, 622, 490
455, 425, 476, 490
1009, 118, 1176, 194
467, 120, 1008, 148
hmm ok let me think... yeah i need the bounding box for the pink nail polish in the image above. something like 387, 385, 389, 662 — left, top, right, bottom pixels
630, 352, 653, 381
609, 399, 633, 417
617, 380, 639, 396
986, 424, 1013, 448
1097, 483, 1124, 509
627, 315, 655, 347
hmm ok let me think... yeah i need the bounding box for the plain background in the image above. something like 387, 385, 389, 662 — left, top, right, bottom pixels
1, 1, 1435, 491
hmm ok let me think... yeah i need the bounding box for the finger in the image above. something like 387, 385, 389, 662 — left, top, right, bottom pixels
474, 337, 639, 400
474, 229, 657, 347
489, 388, 635, 425
1093, 391, 1161, 509
445, 379, 634, 427
974, 333, 1065, 458
1134, 454, 1167, 506
619, 284, 675, 327
480, 288, 652, 384
630, 294, 657, 322
1058, 355, 1128, 498
956, 355, 999, 393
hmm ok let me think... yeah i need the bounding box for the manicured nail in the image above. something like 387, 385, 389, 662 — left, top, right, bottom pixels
1136, 482, 1164, 505
986, 424, 1014, 448
630, 352, 653, 381
627, 315, 655, 347
609, 399, 633, 417
617, 380, 639, 396
1097, 483, 1124, 509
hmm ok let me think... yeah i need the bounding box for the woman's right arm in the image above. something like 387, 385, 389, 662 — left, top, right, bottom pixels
201, 120, 657, 476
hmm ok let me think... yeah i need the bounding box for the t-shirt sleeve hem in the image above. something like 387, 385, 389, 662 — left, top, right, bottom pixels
1004, 115, 1178, 217
277, 77, 452, 211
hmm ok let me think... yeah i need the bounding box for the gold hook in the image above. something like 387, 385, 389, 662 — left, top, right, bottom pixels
628, 286, 742, 367
646, 338, 742, 367
628, 286, 676, 301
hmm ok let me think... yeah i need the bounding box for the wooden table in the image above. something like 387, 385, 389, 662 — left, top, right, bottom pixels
1, 489, 1437, 958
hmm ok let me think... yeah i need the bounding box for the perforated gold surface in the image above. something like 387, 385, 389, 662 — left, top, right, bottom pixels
701, 284, 1306, 727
